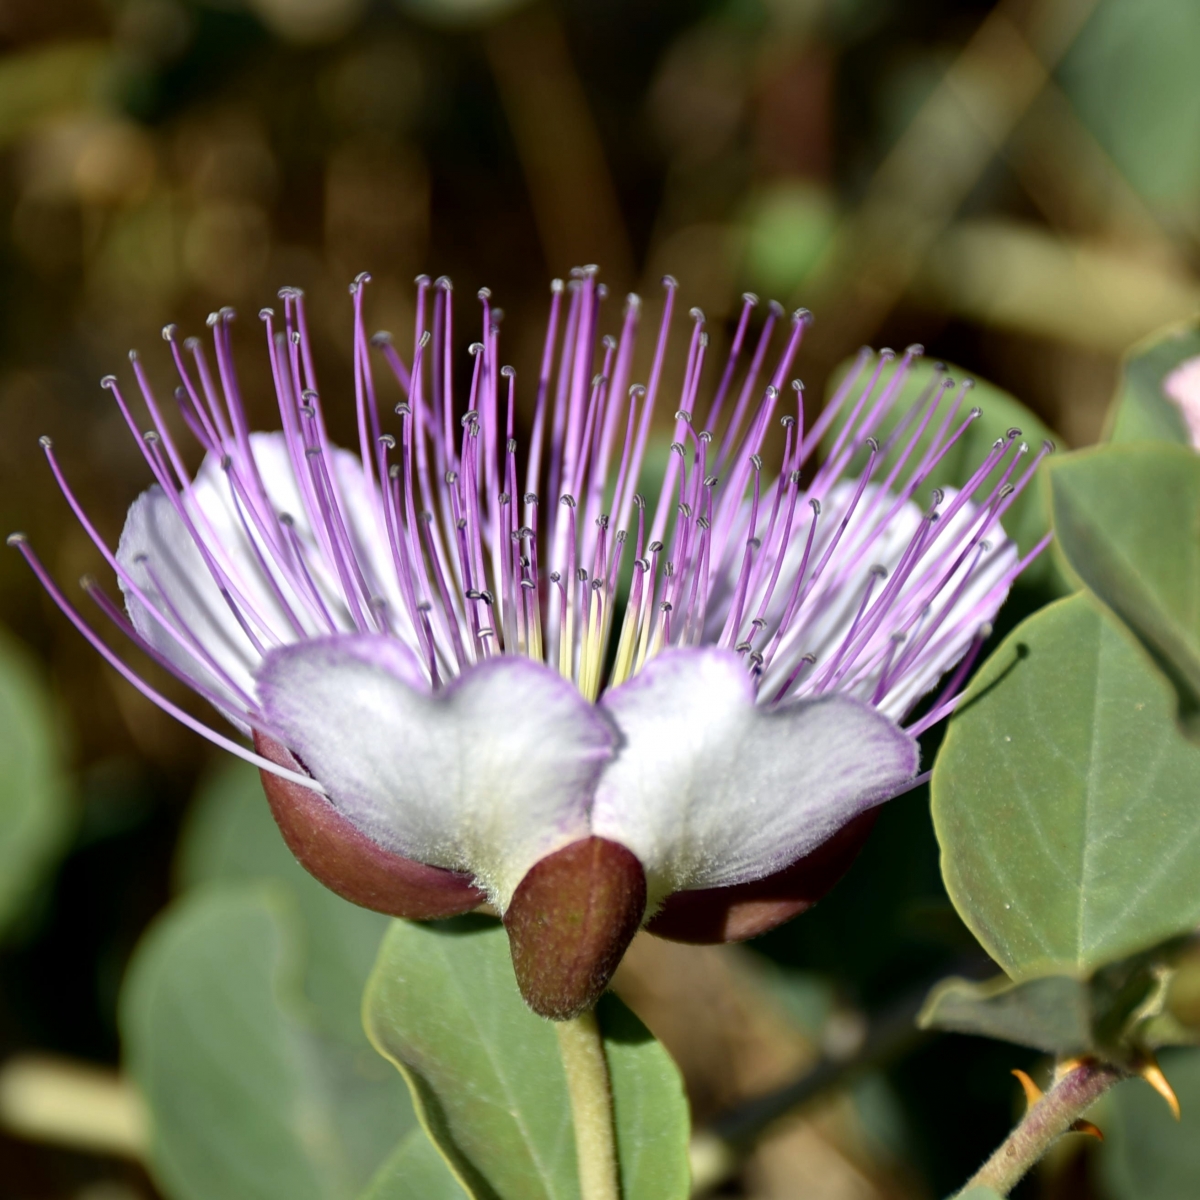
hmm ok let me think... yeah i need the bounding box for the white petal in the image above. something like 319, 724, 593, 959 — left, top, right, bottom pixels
116, 432, 420, 729
593, 647, 918, 905
256, 639, 616, 908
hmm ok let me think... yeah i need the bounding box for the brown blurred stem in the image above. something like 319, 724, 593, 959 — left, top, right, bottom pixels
802, 0, 1100, 371
486, 4, 634, 285
956, 1058, 1124, 1197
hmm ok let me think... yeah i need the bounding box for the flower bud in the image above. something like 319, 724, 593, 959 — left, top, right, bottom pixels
504, 837, 646, 1020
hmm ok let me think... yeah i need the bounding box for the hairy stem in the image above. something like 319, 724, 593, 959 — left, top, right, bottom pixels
556, 1009, 620, 1200
957, 1058, 1124, 1196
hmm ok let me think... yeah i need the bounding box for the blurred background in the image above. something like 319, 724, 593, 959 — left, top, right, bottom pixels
0, 0, 1199, 1195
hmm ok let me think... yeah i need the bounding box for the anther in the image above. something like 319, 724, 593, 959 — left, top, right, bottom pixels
999, 484, 1014, 498
560, 494, 576, 508
577, 568, 588, 582
742, 292, 759, 306
395, 402, 411, 416
748, 651, 764, 668
866, 437, 879, 452
128, 349, 139, 363
633, 494, 646, 509
520, 579, 536, 590
445, 470, 458, 485
747, 536, 761, 550
704, 475, 718, 488
550, 571, 562, 583
38, 435, 51, 448
378, 434, 396, 449
100, 375, 118, 389
1044, 439, 1057, 453
469, 342, 485, 356
790, 469, 802, 484
765, 386, 778, 399
596, 513, 610, 528
678, 503, 692, 518
660, 601, 673, 612
689, 307, 705, 324
809, 498, 821, 515
980, 541, 992, 553
370, 331, 392, 348
769, 300, 785, 318
524, 493, 539, 506
699, 430, 713, 443
671, 442, 686, 456
219, 454, 232, 470
280, 513, 295, 526
635, 558, 649, 571
736, 641, 753, 653
662, 275, 678, 289
751, 455, 763, 471
970, 406, 983, 419
389, 465, 401, 479
794, 308, 813, 324
499, 492, 511, 505
478, 287, 491, 301
6, 533, 27, 546
751, 618, 767, 630
697, 517, 710, 530
1006, 426, 1022, 440
675, 410, 692, 423
781, 415, 796, 428
461, 411, 479, 427
871, 564, 889, 578
302, 389, 319, 403
143, 431, 159, 444
615, 530, 626, 543
507, 438, 517, 454
455, 518, 467, 531
930, 487, 945, 506
501, 365, 515, 379
162, 324, 178, 341
648, 540, 664, 553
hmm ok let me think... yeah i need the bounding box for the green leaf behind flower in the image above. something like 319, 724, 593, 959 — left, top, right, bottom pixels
1048, 443, 1200, 729
1105, 321, 1198, 445
825, 354, 1064, 590
363, 915, 690, 1200
360, 1128, 469, 1199
932, 594, 1200, 981
0, 626, 72, 939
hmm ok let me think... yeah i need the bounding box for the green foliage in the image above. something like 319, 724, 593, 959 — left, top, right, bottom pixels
121, 885, 415, 1200
919, 952, 1189, 1060
1097, 1048, 1200, 1200
825, 354, 1063, 590
364, 915, 690, 1200
0, 626, 72, 938
361, 1129, 470, 1199
932, 594, 1200, 981
1060, 0, 1200, 206
1048, 443, 1200, 727
1105, 322, 1198, 445
122, 761, 416, 1200
743, 180, 838, 296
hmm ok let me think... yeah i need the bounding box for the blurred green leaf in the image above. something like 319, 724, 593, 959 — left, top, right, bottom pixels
1061, 0, 1200, 206
363, 915, 689, 1200
0, 626, 72, 938
1048, 444, 1200, 727
932, 594, 1200, 981
1106, 322, 1197, 445
122, 884, 415, 1200
360, 1128, 469, 1199
177, 758, 393, 1043
825, 354, 1064, 591
1097, 1048, 1200, 1200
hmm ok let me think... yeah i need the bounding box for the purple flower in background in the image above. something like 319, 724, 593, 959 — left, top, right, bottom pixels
11, 269, 1048, 1016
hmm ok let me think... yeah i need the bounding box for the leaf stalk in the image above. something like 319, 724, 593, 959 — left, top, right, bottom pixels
556, 1008, 620, 1200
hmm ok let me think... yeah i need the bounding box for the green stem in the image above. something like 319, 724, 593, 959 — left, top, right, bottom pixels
556, 1009, 620, 1200
956, 1059, 1124, 1197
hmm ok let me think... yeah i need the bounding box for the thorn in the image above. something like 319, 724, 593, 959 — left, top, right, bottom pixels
1137, 1056, 1181, 1120
1069, 1119, 1104, 1141
1012, 1069, 1043, 1112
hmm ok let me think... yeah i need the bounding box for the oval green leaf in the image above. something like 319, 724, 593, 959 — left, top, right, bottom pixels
1104, 321, 1198, 446
121, 883, 414, 1200
363, 915, 690, 1200
932, 594, 1200, 980
1048, 442, 1200, 725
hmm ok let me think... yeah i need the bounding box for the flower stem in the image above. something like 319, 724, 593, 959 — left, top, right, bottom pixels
556, 1008, 620, 1200
956, 1058, 1124, 1197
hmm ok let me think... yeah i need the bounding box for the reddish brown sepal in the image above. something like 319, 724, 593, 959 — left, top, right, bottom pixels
645, 810, 878, 944
253, 732, 485, 919
504, 836, 646, 1020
